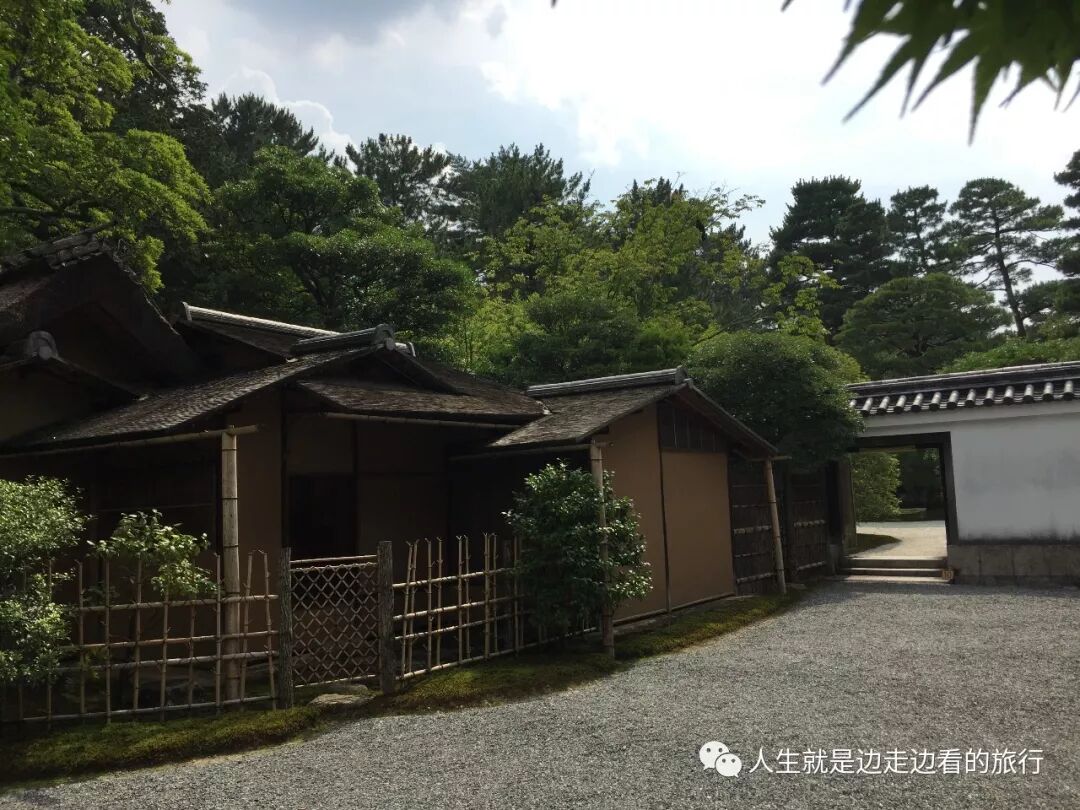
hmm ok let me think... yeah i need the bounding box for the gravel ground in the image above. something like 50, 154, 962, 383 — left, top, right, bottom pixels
855, 520, 947, 558
4, 581, 1079, 809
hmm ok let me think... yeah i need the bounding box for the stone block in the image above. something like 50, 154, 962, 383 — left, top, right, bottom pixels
1012, 545, 1051, 579
947, 546, 979, 580
1044, 545, 1080, 584
975, 546, 1015, 579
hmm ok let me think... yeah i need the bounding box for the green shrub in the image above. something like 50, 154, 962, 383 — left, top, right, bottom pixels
505, 462, 652, 637
91, 509, 213, 597
0, 477, 86, 685
850, 453, 901, 521
941, 336, 1080, 373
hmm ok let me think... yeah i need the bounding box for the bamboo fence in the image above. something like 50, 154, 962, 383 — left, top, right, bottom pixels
1, 551, 279, 728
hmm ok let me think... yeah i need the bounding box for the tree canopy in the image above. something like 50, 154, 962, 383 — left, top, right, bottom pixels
687, 332, 863, 468
0, 0, 207, 287
837, 274, 1007, 379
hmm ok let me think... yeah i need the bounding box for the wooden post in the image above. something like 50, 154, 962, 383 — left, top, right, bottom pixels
763, 458, 788, 595
221, 431, 242, 701
278, 546, 295, 708
376, 540, 397, 695
590, 441, 615, 658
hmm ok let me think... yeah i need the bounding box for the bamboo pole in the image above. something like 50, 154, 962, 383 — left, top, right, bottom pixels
456, 537, 465, 664
240, 554, 253, 700
262, 552, 277, 707
0, 425, 260, 459
435, 539, 444, 668
425, 539, 433, 673
45, 561, 53, 728
159, 587, 169, 721
104, 559, 112, 723
464, 539, 472, 660
77, 561, 85, 717
132, 560, 142, 713
187, 604, 196, 711
214, 554, 222, 715
763, 458, 788, 595
590, 441, 615, 658
221, 433, 242, 701
483, 535, 491, 659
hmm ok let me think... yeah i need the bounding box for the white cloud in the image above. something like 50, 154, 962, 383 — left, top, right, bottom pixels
218, 67, 356, 154
161, 0, 1078, 250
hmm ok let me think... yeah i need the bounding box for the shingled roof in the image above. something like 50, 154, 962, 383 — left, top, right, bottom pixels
5, 348, 369, 451
849, 361, 1080, 417
487, 368, 776, 456
297, 377, 539, 423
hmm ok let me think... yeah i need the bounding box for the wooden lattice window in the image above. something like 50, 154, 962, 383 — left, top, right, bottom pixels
657, 401, 724, 452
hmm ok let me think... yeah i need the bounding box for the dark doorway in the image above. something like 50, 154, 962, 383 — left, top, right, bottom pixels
288, 474, 356, 559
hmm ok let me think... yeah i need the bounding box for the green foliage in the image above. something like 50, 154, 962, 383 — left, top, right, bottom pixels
850, 452, 902, 522
79, 0, 206, 137
888, 186, 956, 276
189, 93, 323, 188
688, 332, 863, 468
91, 510, 213, 597
347, 133, 452, 223
949, 178, 1063, 336
790, 0, 1080, 137
837, 274, 1007, 379
768, 176, 892, 334
204, 146, 472, 338
0, 478, 85, 686
0, 0, 207, 287
438, 143, 591, 251
505, 463, 652, 638
489, 289, 692, 387
942, 336, 1080, 373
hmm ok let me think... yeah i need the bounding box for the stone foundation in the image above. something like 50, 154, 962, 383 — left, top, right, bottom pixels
948, 543, 1080, 586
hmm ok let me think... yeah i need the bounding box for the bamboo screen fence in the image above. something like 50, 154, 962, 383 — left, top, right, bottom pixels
1, 551, 280, 728
396, 535, 536, 681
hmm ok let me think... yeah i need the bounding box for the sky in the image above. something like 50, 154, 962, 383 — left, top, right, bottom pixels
160, 0, 1078, 257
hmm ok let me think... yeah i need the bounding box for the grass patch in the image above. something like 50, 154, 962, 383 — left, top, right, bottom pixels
1, 589, 803, 786
615, 592, 799, 660
364, 591, 800, 716
0, 705, 320, 788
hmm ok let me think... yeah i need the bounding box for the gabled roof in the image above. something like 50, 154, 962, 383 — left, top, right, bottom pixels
5, 349, 370, 451
489, 368, 776, 457
849, 361, 1080, 417
0, 232, 202, 381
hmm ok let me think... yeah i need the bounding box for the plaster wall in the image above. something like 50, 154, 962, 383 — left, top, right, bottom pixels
861, 402, 1080, 543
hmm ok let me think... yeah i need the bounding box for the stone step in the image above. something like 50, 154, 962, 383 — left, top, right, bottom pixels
830, 574, 951, 586
841, 566, 946, 578
843, 556, 947, 570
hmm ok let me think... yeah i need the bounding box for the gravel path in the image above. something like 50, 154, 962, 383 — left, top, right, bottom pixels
4, 582, 1079, 809
855, 520, 947, 558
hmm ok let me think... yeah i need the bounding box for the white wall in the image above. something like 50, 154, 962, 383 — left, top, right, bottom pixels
860, 401, 1080, 543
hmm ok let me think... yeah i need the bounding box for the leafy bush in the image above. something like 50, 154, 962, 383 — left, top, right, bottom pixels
850, 453, 901, 522
0, 478, 86, 685
91, 510, 213, 598
688, 331, 863, 468
505, 462, 652, 638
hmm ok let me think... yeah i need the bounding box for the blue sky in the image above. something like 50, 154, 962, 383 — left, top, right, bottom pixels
161, 0, 1077, 259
